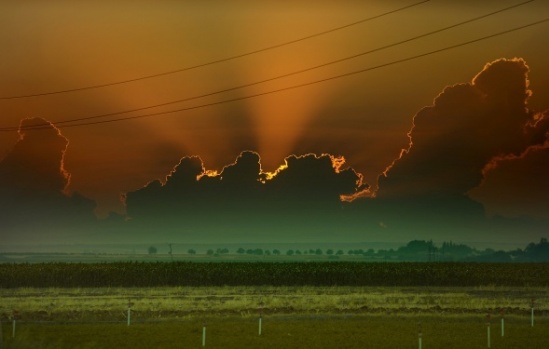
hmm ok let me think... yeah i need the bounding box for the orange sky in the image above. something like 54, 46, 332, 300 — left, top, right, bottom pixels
1, 0, 548, 218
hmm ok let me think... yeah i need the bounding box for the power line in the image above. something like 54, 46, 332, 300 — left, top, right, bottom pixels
0, 0, 535, 131
4, 17, 546, 132
0, 0, 430, 100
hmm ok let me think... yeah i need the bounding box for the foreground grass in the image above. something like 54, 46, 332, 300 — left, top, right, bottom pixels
2, 314, 548, 349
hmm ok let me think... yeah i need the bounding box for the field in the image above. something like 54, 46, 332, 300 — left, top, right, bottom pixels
2, 314, 549, 349
2, 285, 548, 348
1, 262, 548, 347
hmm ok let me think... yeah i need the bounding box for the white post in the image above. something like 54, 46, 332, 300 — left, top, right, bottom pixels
531, 299, 535, 327
202, 326, 206, 347
486, 314, 491, 348
501, 317, 504, 337
258, 303, 264, 336
418, 322, 422, 349
12, 320, 15, 339
500, 309, 505, 337
127, 307, 131, 326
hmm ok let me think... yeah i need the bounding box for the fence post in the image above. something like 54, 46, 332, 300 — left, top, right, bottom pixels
531, 298, 535, 327
486, 314, 491, 348
202, 324, 206, 347
11, 310, 19, 339
259, 301, 264, 336
418, 321, 422, 349
127, 300, 134, 326
500, 308, 505, 337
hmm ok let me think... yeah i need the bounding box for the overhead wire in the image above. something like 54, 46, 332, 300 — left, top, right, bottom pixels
0, 0, 537, 132
0, 0, 430, 100
3, 17, 546, 132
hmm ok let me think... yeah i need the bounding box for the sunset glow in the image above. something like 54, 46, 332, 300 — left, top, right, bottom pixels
1, 0, 548, 247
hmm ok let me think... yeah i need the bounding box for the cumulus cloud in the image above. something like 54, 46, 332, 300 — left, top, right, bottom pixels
0, 118, 70, 197
265, 153, 367, 206
378, 58, 549, 201
124, 151, 367, 235
0, 118, 96, 242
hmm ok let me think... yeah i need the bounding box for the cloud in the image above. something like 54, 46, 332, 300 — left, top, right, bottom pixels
123, 151, 366, 238
0, 118, 96, 243
265, 153, 367, 206
0, 118, 70, 197
377, 58, 549, 201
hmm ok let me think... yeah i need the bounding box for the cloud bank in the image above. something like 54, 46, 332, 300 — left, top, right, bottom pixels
2, 58, 548, 245
0, 118, 96, 243
378, 58, 548, 201
123, 151, 366, 240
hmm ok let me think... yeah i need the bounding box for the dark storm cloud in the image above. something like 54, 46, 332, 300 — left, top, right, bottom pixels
377, 58, 549, 201
266, 153, 367, 205
0, 118, 96, 241
124, 151, 366, 231
0, 118, 70, 197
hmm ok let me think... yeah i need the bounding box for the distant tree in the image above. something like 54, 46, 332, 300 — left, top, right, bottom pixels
509, 248, 524, 260
237, 247, 246, 254
439, 241, 472, 260
286, 249, 294, 256
246, 249, 255, 255
336, 250, 344, 256
167, 243, 173, 260
187, 248, 196, 255
264, 250, 271, 256
315, 249, 323, 255
309, 249, 315, 254
148, 246, 157, 255
483, 248, 495, 255
295, 250, 302, 255
326, 249, 334, 255
348, 250, 354, 255
206, 249, 214, 256
272, 249, 281, 256
524, 238, 549, 261
492, 250, 512, 262
254, 248, 264, 255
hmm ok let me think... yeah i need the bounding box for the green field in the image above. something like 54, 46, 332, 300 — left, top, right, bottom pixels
1, 262, 548, 347
1, 285, 548, 348
2, 313, 548, 349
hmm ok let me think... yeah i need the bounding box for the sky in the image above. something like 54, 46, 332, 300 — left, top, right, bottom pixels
1, 0, 548, 248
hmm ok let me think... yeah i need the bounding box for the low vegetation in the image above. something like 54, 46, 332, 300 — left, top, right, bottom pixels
1, 262, 548, 288
1, 286, 547, 322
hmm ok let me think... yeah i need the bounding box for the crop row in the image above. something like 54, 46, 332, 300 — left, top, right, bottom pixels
1, 262, 548, 288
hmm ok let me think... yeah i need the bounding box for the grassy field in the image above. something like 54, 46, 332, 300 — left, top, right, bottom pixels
1, 285, 548, 348
2, 314, 548, 349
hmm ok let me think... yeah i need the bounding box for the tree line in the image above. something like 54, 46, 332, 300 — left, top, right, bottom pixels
147, 238, 549, 262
